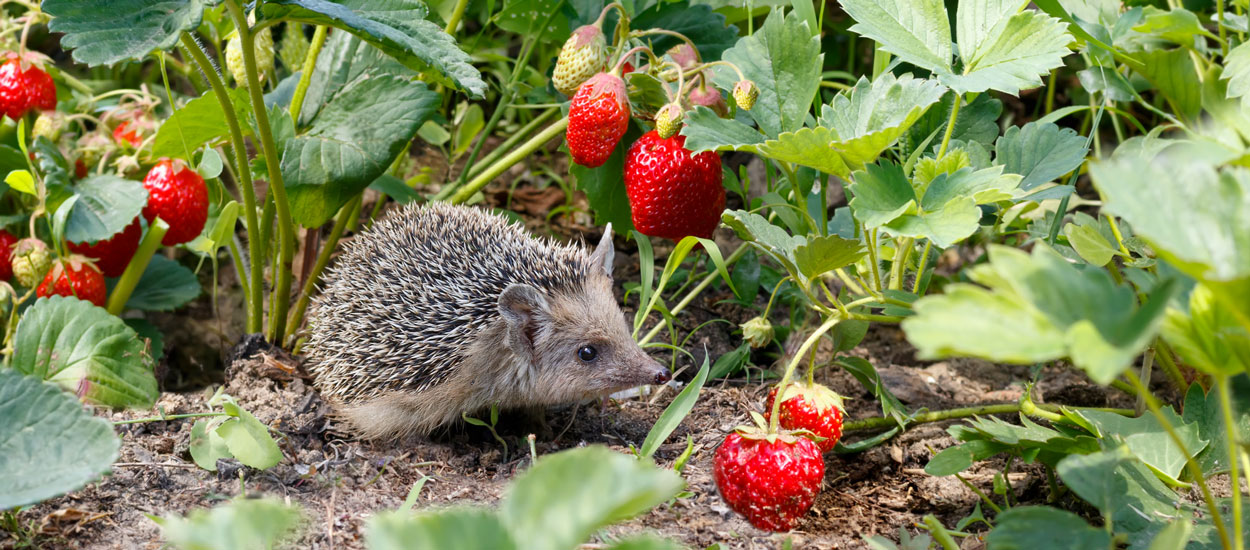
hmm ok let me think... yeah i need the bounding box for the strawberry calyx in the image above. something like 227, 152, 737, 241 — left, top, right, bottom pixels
774, 381, 847, 415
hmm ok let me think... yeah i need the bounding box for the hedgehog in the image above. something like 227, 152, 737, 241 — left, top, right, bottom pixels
304, 202, 671, 440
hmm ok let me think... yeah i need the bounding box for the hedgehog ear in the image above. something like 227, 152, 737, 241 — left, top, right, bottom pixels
498, 284, 550, 360
589, 223, 614, 279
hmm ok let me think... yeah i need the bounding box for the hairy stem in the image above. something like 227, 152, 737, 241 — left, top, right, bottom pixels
769, 317, 841, 433
936, 95, 962, 160
288, 25, 327, 124
181, 34, 263, 333
227, 0, 296, 344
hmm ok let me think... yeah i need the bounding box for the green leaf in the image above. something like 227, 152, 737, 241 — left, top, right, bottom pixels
794, 234, 867, 283
1064, 223, 1118, 267
5, 170, 34, 195
820, 74, 948, 170
64, 175, 147, 244
573, 125, 639, 232
155, 497, 302, 550
884, 196, 981, 247
1146, 520, 1192, 550
12, 296, 158, 408
0, 369, 120, 509
44, 0, 209, 66
995, 122, 1088, 191
605, 535, 686, 550
902, 245, 1175, 383
368, 174, 422, 205
1135, 48, 1202, 121
1081, 409, 1207, 485
151, 88, 253, 159
1056, 446, 1196, 545
296, 32, 415, 125
1164, 285, 1250, 377
494, 0, 567, 43
838, 0, 951, 75
366, 508, 516, 550
189, 419, 231, 471
639, 355, 708, 459
123, 255, 202, 311
709, 343, 751, 378
848, 160, 916, 228
262, 0, 486, 98
1222, 40, 1250, 112
282, 75, 439, 227
1090, 156, 1250, 319
678, 107, 765, 154
955, 0, 1026, 68
755, 127, 850, 176
500, 446, 683, 550
920, 166, 1022, 207
941, 10, 1073, 95
1181, 378, 1250, 476
217, 402, 283, 470
721, 210, 804, 277
1132, 6, 1215, 45
631, 4, 739, 61
711, 10, 821, 137
1078, 66, 1136, 102
985, 506, 1111, 550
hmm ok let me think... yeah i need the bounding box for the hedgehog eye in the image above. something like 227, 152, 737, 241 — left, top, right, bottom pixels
577, 345, 598, 362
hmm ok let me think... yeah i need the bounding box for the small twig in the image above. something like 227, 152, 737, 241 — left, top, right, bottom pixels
111, 462, 198, 469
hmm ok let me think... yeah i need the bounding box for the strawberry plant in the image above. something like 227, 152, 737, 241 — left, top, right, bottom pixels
0, 0, 1246, 547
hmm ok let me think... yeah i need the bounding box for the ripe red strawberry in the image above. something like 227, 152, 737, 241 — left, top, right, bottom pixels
566, 72, 630, 168
36, 256, 107, 307
0, 230, 16, 281
67, 218, 143, 278
142, 159, 208, 246
713, 429, 825, 531
552, 25, 607, 96
0, 54, 55, 120
74, 157, 88, 179
765, 382, 846, 453
624, 130, 725, 240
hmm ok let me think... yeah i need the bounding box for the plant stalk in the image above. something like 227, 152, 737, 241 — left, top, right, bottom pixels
842, 403, 1136, 433
107, 219, 169, 315
466, 107, 558, 181
1218, 375, 1244, 550
936, 95, 962, 160
288, 25, 327, 124
448, 118, 569, 204
179, 34, 263, 334
768, 317, 841, 433
227, 0, 296, 345
1125, 370, 1231, 550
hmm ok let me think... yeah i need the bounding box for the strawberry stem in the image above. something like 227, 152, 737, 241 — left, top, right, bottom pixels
767, 316, 840, 434
106, 218, 168, 315
594, 2, 626, 28
612, 45, 654, 75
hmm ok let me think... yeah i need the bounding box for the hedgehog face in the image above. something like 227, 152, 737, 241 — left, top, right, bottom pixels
498, 271, 670, 403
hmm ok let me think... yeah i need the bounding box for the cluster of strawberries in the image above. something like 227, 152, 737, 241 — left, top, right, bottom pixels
0, 158, 207, 307
555, 22, 757, 241
554, 23, 845, 533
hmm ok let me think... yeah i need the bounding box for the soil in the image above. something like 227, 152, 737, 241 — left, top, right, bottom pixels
4, 175, 1150, 550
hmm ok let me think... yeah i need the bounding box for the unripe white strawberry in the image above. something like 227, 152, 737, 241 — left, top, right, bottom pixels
655, 102, 684, 139
553, 25, 607, 96
732, 80, 759, 111
32, 111, 66, 142
11, 238, 51, 289
225, 26, 275, 87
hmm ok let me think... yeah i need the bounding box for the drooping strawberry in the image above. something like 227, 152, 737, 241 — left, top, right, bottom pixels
553, 25, 607, 96
142, 159, 208, 246
112, 120, 142, 147
0, 53, 55, 120
36, 256, 107, 307
67, 218, 143, 278
713, 428, 825, 531
765, 382, 846, 453
566, 72, 630, 168
688, 81, 729, 117
624, 130, 725, 240
0, 230, 17, 281
732, 80, 759, 111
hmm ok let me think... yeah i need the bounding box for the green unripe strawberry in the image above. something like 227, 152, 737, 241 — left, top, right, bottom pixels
553, 25, 607, 96
654, 102, 684, 139
32, 111, 65, 142
741, 316, 773, 348
11, 238, 51, 289
278, 23, 311, 71
225, 26, 275, 87
732, 80, 759, 111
